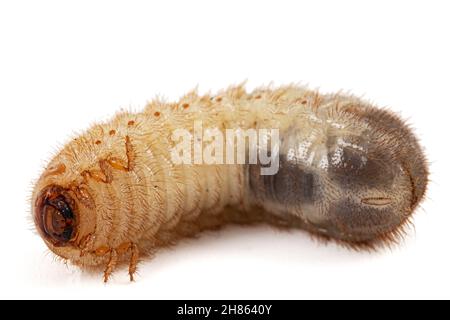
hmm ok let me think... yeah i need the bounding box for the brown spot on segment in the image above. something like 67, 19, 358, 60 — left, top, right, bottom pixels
95, 140, 102, 145
44, 163, 66, 178
154, 111, 161, 117
216, 97, 223, 102
128, 120, 135, 126
109, 130, 116, 136
301, 100, 307, 105
255, 95, 262, 99
182, 103, 190, 109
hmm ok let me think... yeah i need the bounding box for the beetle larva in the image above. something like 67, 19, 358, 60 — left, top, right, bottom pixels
32, 84, 428, 282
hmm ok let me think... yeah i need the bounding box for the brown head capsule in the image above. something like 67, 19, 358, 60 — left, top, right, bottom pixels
34, 185, 76, 247
31, 84, 428, 282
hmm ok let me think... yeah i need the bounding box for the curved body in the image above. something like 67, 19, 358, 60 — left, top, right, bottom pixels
32, 85, 428, 281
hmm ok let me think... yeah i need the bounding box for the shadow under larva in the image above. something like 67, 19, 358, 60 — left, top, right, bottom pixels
31, 84, 428, 282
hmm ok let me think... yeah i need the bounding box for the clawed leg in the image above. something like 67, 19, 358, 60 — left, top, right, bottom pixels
99, 242, 140, 283
81, 160, 113, 184
81, 135, 135, 186
103, 249, 118, 283
79, 233, 94, 257
129, 243, 139, 282
107, 136, 135, 172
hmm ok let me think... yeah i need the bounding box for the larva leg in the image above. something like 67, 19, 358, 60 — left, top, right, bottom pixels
79, 233, 94, 257
128, 243, 139, 282
103, 249, 118, 283
107, 136, 135, 172
69, 184, 96, 209
81, 160, 113, 184
114, 242, 139, 281
80, 136, 134, 185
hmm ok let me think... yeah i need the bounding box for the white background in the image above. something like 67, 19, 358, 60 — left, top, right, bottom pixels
0, 0, 449, 300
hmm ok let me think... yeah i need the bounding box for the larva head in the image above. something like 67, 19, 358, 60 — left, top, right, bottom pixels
34, 185, 77, 247
32, 162, 97, 261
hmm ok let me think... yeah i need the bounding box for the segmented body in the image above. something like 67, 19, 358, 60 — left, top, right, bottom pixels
32, 85, 428, 281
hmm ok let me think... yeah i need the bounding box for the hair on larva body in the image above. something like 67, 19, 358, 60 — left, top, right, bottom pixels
32, 84, 428, 282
